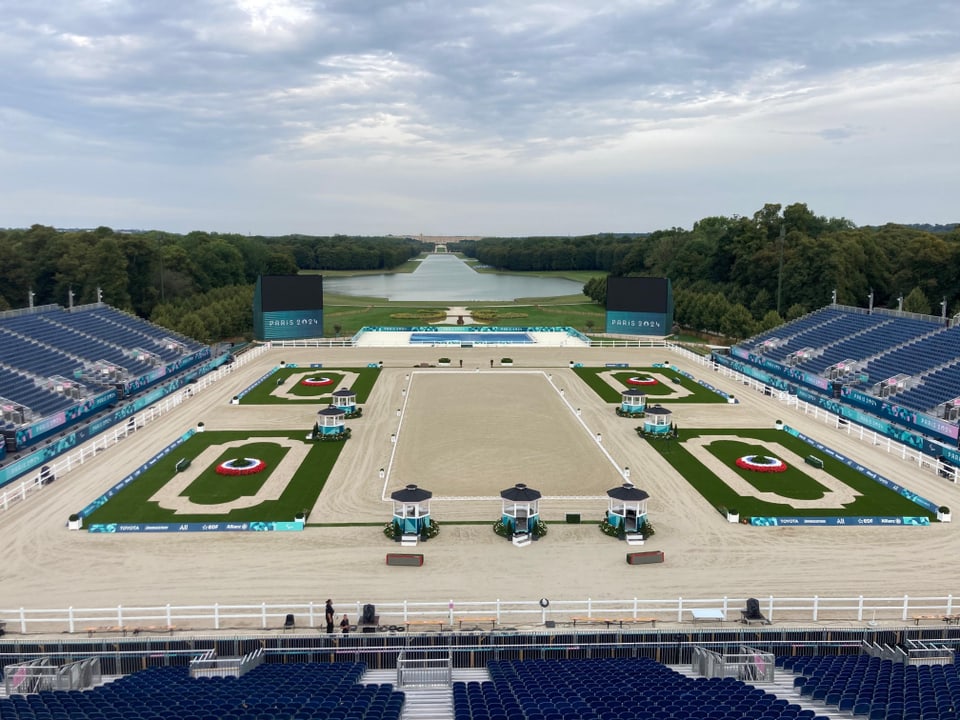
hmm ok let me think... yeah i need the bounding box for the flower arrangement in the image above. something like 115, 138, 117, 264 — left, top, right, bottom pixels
313, 428, 352, 442
421, 519, 440, 540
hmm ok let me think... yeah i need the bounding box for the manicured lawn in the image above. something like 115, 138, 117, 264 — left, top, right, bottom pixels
239, 366, 380, 404
646, 428, 935, 518
320, 300, 601, 335
85, 430, 344, 524
573, 366, 727, 404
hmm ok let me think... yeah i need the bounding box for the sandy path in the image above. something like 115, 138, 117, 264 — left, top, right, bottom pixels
1, 345, 958, 629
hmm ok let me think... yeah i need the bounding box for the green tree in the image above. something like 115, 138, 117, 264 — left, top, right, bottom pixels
902, 286, 931, 315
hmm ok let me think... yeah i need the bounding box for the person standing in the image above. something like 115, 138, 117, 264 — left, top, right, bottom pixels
325, 599, 335, 633
340, 614, 350, 635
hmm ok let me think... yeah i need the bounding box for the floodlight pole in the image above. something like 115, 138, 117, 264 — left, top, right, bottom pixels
776, 224, 786, 316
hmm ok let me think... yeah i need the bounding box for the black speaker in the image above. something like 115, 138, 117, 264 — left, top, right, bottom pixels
362, 604, 376, 624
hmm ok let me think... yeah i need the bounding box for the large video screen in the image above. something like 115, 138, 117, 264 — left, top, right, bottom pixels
259, 275, 324, 312
606, 276, 670, 313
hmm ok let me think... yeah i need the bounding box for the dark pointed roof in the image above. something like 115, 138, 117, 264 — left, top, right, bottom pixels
645, 404, 672, 415
332, 388, 355, 397
391, 484, 432, 502
607, 483, 650, 501
500, 483, 541, 501
317, 406, 345, 416
622, 388, 646, 397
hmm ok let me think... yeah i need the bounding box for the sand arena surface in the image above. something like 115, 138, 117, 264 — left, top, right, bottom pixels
1, 345, 959, 625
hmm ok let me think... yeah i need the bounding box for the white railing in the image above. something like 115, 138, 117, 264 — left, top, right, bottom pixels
1, 595, 958, 635
0, 345, 270, 514
671, 346, 959, 484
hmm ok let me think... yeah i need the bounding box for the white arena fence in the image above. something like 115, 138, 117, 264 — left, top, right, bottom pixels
2, 595, 960, 635
0, 344, 271, 514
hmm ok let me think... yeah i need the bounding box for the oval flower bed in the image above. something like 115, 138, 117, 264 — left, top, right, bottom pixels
735, 455, 787, 473
216, 458, 267, 476
301, 376, 334, 386
627, 376, 658, 386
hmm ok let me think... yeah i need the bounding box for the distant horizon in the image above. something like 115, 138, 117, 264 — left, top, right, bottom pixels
4, 218, 958, 238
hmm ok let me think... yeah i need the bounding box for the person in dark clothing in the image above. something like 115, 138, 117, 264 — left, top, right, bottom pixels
340, 614, 350, 634
325, 599, 335, 633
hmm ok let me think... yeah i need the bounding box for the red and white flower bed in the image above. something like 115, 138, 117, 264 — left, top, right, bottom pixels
626, 376, 658, 386
735, 455, 787, 473
301, 376, 334, 386
216, 458, 267, 476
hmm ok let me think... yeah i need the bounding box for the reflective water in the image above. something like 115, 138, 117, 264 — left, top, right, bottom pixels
322, 254, 585, 301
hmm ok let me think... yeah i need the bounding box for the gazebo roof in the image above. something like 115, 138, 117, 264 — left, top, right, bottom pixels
317, 406, 345, 416
500, 483, 541, 501
607, 483, 650, 501
390, 484, 432, 502
646, 405, 672, 415
332, 388, 355, 397
622, 388, 647, 397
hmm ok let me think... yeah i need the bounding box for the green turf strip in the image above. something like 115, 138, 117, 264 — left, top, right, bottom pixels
85, 430, 344, 524
646, 428, 934, 518
573, 366, 726, 404
239, 366, 380, 404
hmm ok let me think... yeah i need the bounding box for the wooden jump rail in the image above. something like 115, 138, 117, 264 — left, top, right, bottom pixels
913, 614, 960, 626
457, 616, 498, 630
86, 625, 177, 638
404, 619, 446, 632
570, 617, 658, 628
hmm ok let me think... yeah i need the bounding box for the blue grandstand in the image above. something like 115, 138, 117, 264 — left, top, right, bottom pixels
730, 304, 960, 422
0, 303, 209, 454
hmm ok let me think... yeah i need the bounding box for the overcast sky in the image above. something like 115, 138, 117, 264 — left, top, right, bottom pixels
1, 0, 958, 236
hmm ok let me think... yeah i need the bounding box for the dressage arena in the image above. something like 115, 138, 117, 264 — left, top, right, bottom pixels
2, 344, 959, 630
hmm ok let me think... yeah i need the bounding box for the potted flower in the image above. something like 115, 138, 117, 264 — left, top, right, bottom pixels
938, 506, 951, 523
500, 357, 513, 366
438, 357, 451, 366
727, 395, 737, 404
68, 513, 83, 530
775, 419, 784, 430
726, 508, 740, 523
196, 421, 205, 432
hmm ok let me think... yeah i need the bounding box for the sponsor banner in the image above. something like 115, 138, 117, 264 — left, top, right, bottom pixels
78, 431, 195, 517
87, 521, 304, 533
260, 310, 324, 340
235, 367, 282, 400
736, 350, 831, 391
15, 390, 118, 449
797, 391, 949, 458
656, 363, 734, 401
605, 311, 670, 336
605, 363, 630, 368
786, 428, 940, 514
712, 354, 789, 391
842, 387, 959, 444
751, 516, 930, 526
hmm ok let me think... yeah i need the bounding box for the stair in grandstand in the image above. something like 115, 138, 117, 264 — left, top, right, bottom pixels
670, 665, 847, 720
363, 667, 490, 720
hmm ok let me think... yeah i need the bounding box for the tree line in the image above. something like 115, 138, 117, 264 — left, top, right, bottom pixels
1, 204, 957, 344
458, 203, 960, 340
0, 226, 427, 341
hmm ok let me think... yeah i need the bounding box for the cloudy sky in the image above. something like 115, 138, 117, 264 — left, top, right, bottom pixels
1, 0, 958, 236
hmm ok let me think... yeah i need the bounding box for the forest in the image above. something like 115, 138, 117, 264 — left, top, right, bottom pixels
0, 203, 957, 343
0, 228, 427, 342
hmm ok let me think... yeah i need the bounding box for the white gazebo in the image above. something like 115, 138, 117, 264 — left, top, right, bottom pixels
606, 483, 650, 544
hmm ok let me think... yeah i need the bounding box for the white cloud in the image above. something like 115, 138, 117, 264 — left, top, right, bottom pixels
0, 0, 957, 232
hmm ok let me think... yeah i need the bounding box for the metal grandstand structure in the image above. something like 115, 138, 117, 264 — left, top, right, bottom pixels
2, 656, 101, 694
